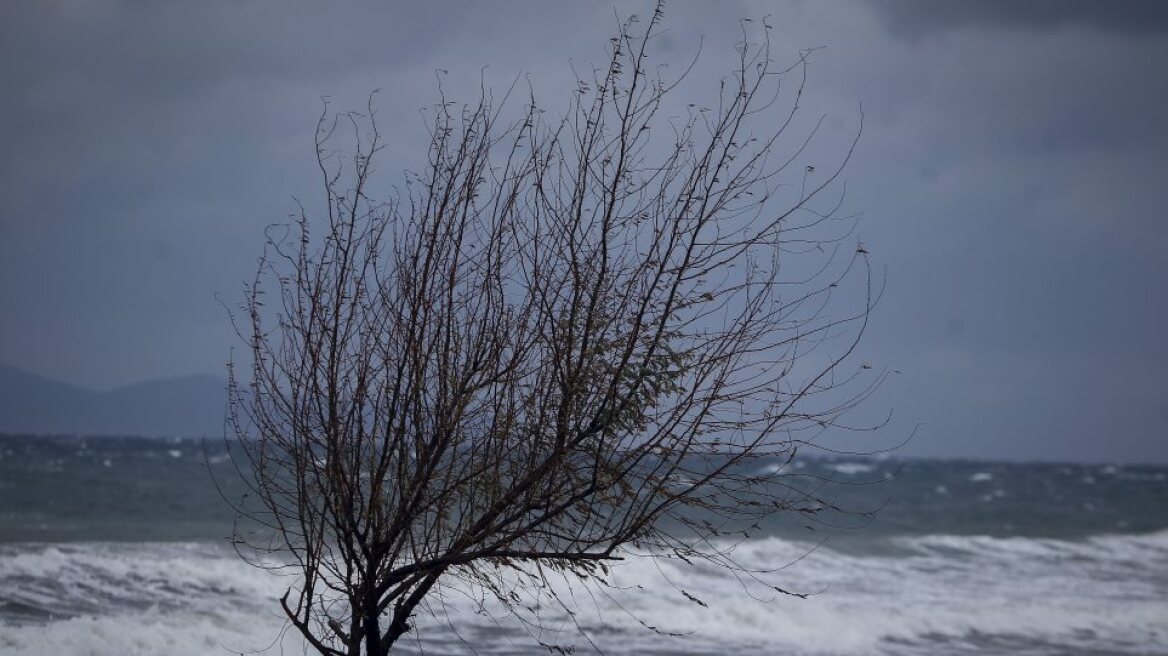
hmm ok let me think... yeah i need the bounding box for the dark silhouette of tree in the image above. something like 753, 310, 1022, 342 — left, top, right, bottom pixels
227, 6, 877, 654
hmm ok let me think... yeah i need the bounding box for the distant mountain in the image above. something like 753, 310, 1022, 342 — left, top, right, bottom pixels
0, 363, 226, 437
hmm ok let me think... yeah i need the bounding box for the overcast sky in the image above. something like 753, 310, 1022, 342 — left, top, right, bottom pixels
2, 1, 1165, 463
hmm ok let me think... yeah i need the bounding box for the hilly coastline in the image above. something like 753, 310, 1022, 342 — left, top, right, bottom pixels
0, 363, 225, 437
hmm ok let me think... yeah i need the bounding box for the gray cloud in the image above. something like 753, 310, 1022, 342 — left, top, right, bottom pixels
1, 1, 1164, 462
870, 0, 1168, 38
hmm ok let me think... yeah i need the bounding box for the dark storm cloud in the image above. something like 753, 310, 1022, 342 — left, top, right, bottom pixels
870, 0, 1168, 38
1, 1, 1164, 462
0, 0, 606, 388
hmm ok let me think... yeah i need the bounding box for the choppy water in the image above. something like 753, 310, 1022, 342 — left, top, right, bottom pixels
1, 434, 1166, 655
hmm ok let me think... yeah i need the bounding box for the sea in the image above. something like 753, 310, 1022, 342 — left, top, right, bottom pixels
1, 433, 1165, 655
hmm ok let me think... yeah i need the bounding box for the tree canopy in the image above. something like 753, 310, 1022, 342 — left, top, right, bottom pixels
227, 6, 877, 654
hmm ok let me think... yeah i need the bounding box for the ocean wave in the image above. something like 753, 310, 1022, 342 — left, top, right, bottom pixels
0, 542, 281, 620
594, 531, 1168, 655
903, 529, 1168, 561
826, 462, 877, 476
0, 608, 293, 656
0, 534, 1165, 655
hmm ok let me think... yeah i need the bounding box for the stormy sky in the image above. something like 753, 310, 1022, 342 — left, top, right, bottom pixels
1, 1, 1165, 463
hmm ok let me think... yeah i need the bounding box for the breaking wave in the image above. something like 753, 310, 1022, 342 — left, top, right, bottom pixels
2, 531, 1165, 655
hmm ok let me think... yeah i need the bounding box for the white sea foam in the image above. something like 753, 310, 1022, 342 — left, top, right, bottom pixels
0, 543, 300, 656
1, 533, 1166, 655
596, 531, 1168, 655
205, 453, 230, 465
826, 462, 876, 476
0, 609, 296, 656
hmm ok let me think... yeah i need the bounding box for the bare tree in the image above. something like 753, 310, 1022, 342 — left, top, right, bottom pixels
228, 7, 877, 655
